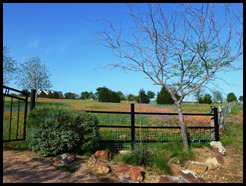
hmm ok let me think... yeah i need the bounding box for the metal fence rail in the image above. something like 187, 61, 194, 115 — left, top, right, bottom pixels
3, 85, 28, 142
85, 103, 220, 149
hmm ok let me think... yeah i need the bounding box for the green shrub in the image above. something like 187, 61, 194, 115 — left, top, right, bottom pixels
132, 143, 152, 166
27, 107, 100, 156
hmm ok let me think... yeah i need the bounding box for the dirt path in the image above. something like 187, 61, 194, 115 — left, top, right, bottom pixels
3, 150, 120, 183
3, 144, 243, 183
196, 145, 243, 183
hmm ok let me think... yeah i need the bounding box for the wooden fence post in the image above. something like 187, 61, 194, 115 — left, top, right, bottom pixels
131, 103, 135, 150
30, 89, 36, 110
213, 107, 220, 141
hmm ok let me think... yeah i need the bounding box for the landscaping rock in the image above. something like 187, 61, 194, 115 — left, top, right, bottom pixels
205, 157, 220, 170
210, 141, 226, 155
113, 165, 144, 183
94, 161, 111, 174
184, 160, 208, 174
179, 169, 205, 183
93, 150, 113, 160
51, 153, 76, 167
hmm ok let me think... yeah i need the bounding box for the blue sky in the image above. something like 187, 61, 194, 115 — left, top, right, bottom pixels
3, 3, 243, 101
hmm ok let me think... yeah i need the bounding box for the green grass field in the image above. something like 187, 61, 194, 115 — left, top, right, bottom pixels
3, 97, 242, 151
31, 97, 224, 112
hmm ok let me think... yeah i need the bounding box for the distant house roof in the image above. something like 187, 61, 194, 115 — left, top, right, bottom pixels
37, 90, 55, 96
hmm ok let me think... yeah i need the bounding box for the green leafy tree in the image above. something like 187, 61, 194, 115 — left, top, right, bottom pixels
238, 96, 243, 102
198, 93, 212, 104
193, 87, 204, 103
138, 89, 150, 103
16, 56, 52, 96
39, 91, 48, 98
147, 91, 155, 100
211, 89, 223, 103
96, 87, 121, 103
88, 92, 95, 100
100, 3, 242, 151
110, 91, 121, 103
157, 87, 180, 104
127, 93, 136, 101
156, 87, 173, 104
64, 92, 77, 99
96, 87, 111, 102
203, 93, 212, 104
58, 91, 64, 99
198, 97, 204, 104
20, 89, 31, 97
47, 91, 60, 99
116, 91, 126, 101
81, 91, 90, 100
47, 91, 53, 98
3, 46, 18, 85
226, 92, 237, 102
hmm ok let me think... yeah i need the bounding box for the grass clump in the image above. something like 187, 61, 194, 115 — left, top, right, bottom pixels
112, 141, 195, 174
112, 143, 152, 167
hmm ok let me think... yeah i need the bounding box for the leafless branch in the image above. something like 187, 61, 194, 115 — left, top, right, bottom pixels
98, 3, 242, 103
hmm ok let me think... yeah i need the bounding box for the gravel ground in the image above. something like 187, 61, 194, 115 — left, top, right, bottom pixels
3, 144, 243, 183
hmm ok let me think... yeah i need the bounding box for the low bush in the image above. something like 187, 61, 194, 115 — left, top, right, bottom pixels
27, 107, 100, 156
112, 141, 195, 174
112, 143, 152, 167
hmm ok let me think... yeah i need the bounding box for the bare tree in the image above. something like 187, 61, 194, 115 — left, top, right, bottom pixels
16, 56, 52, 97
3, 46, 18, 85
211, 88, 223, 103
99, 3, 243, 151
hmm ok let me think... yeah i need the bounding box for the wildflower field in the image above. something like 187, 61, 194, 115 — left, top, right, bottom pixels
3, 97, 242, 150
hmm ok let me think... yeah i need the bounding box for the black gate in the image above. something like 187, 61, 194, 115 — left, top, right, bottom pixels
3, 85, 28, 142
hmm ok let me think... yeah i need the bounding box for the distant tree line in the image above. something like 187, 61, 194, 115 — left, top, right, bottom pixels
16, 86, 240, 105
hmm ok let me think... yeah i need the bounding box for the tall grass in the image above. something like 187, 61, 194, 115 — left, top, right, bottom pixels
219, 104, 243, 150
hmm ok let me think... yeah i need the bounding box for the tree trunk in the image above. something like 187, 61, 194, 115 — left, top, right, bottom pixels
176, 102, 189, 151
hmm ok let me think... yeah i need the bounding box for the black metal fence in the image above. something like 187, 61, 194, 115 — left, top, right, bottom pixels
3, 86, 219, 150
3, 85, 29, 142
85, 103, 220, 149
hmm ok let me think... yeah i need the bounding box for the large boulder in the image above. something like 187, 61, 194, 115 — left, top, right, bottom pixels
210, 141, 226, 155
93, 150, 113, 160
184, 160, 208, 174
179, 169, 205, 183
113, 165, 144, 183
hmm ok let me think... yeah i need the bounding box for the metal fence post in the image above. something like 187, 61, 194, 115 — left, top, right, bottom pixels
30, 89, 36, 110
213, 107, 220, 141
131, 103, 135, 150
